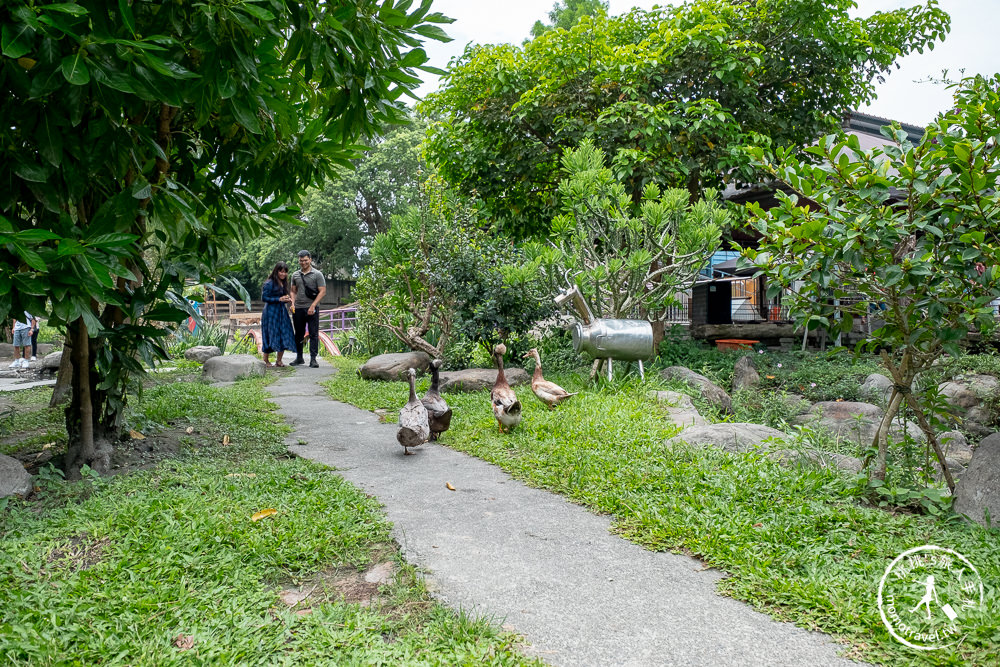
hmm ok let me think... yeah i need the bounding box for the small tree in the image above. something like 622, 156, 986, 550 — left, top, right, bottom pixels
744, 75, 1000, 492
354, 180, 552, 359
523, 141, 729, 335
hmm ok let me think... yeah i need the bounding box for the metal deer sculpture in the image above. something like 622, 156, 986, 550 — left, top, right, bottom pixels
554, 285, 654, 381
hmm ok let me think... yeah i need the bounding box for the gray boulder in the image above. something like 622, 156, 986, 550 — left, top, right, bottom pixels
665, 423, 787, 454
731, 356, 760, 392
940, 430, 974, 466
184, 345, 222, 363
792, 401, 923, 448
202, 354, 267, 382
0, 454, 33, 499
438, 368, 529, 393
860, 373, 893, 404
650, 391, 707, 429
660, 366, 733, 413
0, 343, 13, 358
938, 374, 998, 410
42, 351, 62, 370
359, 352, 432, 381
36, 343, 53, 356
953, 435, 1000, 527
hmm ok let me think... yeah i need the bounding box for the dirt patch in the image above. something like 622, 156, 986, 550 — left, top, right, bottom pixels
46, 534, 111, 572
108, 424, 205, 476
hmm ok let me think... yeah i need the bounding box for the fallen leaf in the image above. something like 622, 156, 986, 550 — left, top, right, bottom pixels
251, 508, 278, 522
129, 430, 145, 440
17, 57, 36, 70
185, 427, 194, 435
174, 634, 194, 650
42, 442, 55, 450
446, 482, 456, 491
765, 375, 776, 379
226, 473, 257, 479
222, 434, 231, 446
753, 523, 763, 528
295, 608, 313, 616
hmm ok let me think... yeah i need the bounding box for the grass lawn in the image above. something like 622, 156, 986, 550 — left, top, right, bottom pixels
0, 374, 540, 666
324, 356, 1000, 667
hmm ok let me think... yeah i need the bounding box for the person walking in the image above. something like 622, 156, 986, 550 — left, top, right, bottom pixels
9, 312, 37, 369
260, 262, 297, 367
289, 250, 326, 368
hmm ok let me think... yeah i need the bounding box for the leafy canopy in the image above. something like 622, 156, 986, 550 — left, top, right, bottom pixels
421, 0, 950, 238
530, 0, 608, 38
0, 0, 451, 471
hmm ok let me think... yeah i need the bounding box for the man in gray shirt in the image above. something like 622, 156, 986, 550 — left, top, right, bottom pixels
289, 250, 327, 367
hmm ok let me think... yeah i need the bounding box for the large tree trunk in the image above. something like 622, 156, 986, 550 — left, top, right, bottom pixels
63, 319, 113, 479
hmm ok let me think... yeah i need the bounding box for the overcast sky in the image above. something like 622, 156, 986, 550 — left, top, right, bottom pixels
414, 0, 998, 126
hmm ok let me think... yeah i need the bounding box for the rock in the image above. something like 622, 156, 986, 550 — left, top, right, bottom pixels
940, 430, 973, 466
36, 343, 53, 356
938, 374, 998, 410
963, 406, 993, 437
860, 373, 893, 404
42, 351, 62, 370
934, 457, 967, 484
0, 343, 13, 358
202, 354, 267, 382
665, 423, 787, 454
0, 454, 33, 499
731, 356, 760, 392
953, 436, 1000, 527
359, 352, 432, 381
438, 368, 529, 393
659, 366, 733, 413
651, 391, 707, 429
792, 401, 923, 448
768, 449, 864, 474
184, 345, 223, 363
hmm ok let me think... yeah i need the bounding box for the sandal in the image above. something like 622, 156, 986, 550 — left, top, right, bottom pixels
275, 362, 285, 367
264, 362, 274, 367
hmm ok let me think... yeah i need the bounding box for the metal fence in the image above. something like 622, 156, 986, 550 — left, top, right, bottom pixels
318, 304, 358, 335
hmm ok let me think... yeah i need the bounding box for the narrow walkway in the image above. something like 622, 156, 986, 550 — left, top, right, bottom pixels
269, 363, 863, 667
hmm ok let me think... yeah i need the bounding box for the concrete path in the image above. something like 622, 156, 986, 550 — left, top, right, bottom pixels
269, 362, 863, 667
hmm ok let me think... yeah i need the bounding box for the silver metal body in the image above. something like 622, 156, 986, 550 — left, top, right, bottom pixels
555, 286, 654, 380
570, 318, 654, 361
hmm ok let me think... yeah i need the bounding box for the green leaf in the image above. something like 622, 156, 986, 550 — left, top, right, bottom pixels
241, 3, 275, 21
13, 161, 50, 183
132, 181, 152, 200
2, 21, 34, 59
230, 99, 262, 134
44, 3, 89, 16
119, 0, 136, 36
413, 24, 452, 42
61, 53, 91, 85
15, 229, 60, 243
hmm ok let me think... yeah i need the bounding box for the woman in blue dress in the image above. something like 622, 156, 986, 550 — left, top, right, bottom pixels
261, 262, 296, 366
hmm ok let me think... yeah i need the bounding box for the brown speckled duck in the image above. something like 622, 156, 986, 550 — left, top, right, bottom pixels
491, 344, 522, 433
397, 368, 429, 454
523, 348, 577, 409
421, 359, 452, 441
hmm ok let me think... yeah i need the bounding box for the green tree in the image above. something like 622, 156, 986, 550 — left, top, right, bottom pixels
355, 178, 552, 359
521, 141, 729, 343
0, 0, 451, 476
233, 116, 428, 294
422, 0, 949, 238
744, 75, 1000, 493
530, 0, 608, 38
